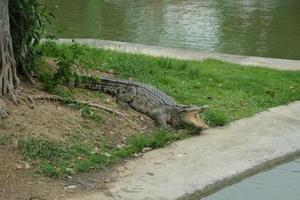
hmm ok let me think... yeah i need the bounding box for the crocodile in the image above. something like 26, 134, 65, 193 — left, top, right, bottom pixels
80, 76, 208, 130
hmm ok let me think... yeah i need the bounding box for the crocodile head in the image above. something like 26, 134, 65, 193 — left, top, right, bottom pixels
171, 105, 208, 130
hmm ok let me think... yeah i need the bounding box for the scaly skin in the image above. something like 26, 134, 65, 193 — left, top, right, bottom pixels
84, 77, 207, 129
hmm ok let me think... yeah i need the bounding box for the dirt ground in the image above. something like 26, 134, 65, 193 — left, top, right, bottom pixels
0, 81, 155, 200
0, 144, 125, 200
0, 146, 64, 200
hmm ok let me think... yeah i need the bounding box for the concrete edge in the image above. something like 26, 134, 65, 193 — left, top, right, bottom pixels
106, 101, 300, 200
179, 149, 300, 200
59, 101, 300, 200
54, 38, 300, 71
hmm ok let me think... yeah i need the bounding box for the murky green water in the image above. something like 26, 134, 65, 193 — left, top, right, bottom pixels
204, 159, 300, 200
41, 0, 300, 60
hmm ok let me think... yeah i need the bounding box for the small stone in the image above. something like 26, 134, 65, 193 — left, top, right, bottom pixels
109, 131, 115, 135
23, 161, 30, 169
142, 147, 152, 153
203, 105, 209, 109
104, 178, 111, 183
139, 116, 144, 122
67, 103, 76, 108
65, 185, 77, 190
65, 175, 73, 179
147, 172, 154, 176
133, 153, 139, 158
108, 69, 115, 74
16, 164, 22, 169
91, 147, 100, 154
103, 152, 111, 157
117, 144, 125, 149
65, 168, 75, 174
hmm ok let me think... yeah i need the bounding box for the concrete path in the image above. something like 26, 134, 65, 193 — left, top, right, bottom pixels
62, 101, 300, 200
58, 38, 300, 71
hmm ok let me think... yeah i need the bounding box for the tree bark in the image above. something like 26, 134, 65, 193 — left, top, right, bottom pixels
9, 0, 33, 82
0, 0, 20, 103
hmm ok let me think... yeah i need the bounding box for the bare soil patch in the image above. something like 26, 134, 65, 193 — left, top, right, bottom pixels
0, 146, 65, 200
0, 81, 155, 199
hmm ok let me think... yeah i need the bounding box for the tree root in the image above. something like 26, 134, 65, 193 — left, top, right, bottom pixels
32, 95, 139, 127
0, 90, 36, 119
0, 0, 20, 104
32, 95, 123, 115
0, 98, 8, 118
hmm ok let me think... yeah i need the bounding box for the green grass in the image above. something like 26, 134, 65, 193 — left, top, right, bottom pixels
25, 41, 300, 177
204, 110, 229, 126
40, 42, 300, 126
78, 105, 103, 122
20, 129, 186, 177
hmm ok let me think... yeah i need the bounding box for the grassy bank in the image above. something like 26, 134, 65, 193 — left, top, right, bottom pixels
20, 129, 185, 177
19, 41, 300, 177
40, 42, 300, 125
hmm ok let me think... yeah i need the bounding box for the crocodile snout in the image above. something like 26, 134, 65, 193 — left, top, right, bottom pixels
184, 111, 208, 130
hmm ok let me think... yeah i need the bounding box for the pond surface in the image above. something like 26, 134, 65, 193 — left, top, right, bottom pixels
41, 0, 300, 60
204, 159, 300, 200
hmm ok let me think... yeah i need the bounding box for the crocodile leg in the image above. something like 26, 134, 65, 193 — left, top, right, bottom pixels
152, 111, 168, 128
116, 87, 137, 110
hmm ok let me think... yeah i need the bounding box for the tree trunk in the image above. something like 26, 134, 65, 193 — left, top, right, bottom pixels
0, 0, 20, 117
0, 0, 20, 102
9, 0, 33, 82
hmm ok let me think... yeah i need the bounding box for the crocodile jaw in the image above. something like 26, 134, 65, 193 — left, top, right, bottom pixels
184, 111, 208, 130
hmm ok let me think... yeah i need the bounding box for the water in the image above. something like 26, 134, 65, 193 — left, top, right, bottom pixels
203, 159, 300, 200
41, 0, 300, 60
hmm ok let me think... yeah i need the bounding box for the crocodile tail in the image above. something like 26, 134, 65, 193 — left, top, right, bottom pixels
73, 75, 101, 89
77, 75, 124, 96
